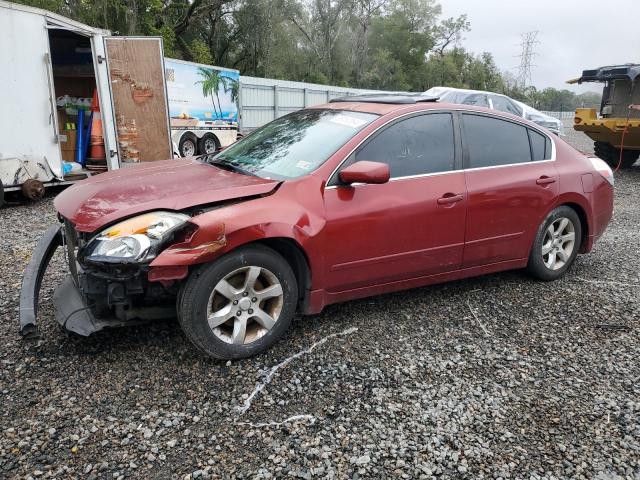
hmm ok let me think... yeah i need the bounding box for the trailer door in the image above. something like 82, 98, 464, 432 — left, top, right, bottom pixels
102, 37, 172, 163
0, 8, 62, 180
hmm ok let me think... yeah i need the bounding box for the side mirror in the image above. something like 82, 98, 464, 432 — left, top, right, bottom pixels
339, 161, 390, 185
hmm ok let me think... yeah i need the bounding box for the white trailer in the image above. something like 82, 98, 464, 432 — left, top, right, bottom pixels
165, 58, 239, 157
0, 1, 173, 206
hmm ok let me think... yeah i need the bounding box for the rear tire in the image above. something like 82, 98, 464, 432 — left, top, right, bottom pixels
178, 245, 298, 360
527, 206, 582, 281
198, 133, 220, 155
179, 133, 198, 157
594, 141, 639, 169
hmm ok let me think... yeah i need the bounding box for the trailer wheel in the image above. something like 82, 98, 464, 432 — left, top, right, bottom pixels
199, 134, 220, 154
179, 133, 198, 157
594, 141, 640, 169
22, 179, 45, 201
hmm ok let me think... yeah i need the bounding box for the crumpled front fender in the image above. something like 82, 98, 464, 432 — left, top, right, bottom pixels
19, 225, 62, 338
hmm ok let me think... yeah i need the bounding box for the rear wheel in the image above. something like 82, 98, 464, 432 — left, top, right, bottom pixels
198, 134, 220, 154
179, 133, 198, 157
178, 245, 298, 359
527, 206, 582, 281
594, 141, 639, 169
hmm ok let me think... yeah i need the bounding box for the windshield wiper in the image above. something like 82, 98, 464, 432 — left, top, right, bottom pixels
206, 158, 258, 177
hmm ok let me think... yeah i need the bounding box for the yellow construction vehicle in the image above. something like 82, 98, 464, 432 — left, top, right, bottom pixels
569, 64, 640, 168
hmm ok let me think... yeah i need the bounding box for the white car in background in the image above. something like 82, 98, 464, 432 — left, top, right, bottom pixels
424, 87, 564, 136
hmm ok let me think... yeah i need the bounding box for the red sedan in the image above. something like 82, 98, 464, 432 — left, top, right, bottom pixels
20, 96, 614, 359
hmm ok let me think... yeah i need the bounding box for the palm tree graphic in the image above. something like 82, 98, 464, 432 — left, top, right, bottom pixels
221, 76, 239, 106
196, 67, 223, 119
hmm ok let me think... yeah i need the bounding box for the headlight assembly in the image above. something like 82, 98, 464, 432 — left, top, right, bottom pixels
83, 211, 190, 263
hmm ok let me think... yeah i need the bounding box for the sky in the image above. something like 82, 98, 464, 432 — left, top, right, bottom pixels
439, 0, 640, 94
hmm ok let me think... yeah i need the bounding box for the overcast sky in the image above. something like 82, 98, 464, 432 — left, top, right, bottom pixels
439, 0, 640, 93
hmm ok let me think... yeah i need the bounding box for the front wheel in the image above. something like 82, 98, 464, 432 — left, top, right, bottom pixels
527, 206, 582, 281
178, 245, 298, 359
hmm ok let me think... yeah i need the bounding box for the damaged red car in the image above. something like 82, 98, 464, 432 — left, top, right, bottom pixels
20, 95, 614, 359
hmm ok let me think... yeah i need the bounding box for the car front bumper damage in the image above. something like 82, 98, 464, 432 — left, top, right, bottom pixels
19, 224, 176, 339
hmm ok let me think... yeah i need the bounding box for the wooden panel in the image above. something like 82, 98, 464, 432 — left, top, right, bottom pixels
105, 37, 171, 162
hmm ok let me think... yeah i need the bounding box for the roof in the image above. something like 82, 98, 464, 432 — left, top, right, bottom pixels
568, 64, 640, 84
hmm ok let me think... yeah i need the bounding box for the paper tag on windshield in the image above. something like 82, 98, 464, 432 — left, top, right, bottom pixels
329, 114, 367, 129
295, 160, 312, 170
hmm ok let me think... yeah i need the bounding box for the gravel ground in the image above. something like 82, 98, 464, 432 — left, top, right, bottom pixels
1, 129, 639, 479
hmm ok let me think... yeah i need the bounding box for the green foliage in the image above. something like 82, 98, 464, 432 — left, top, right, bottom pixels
14, 0, 599, 107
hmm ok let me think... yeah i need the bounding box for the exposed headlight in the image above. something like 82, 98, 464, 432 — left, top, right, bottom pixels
84, 211, 190, 263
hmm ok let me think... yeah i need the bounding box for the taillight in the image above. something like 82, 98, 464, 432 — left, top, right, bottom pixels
589, 157, 614, 186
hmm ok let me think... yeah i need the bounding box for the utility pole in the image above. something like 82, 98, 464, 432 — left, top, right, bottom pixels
516, 31, 539, 90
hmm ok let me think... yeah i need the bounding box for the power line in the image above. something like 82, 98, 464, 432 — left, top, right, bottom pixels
516, 31, 539, 89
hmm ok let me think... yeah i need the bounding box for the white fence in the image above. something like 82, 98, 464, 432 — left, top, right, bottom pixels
239, 76, 384, 132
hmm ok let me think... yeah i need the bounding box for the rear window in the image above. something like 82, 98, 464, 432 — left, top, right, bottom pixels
528, 129, 552, 161
463, 114, 531, 168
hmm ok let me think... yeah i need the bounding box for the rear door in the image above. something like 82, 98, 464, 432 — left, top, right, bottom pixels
322, 112, 467, 292
103, 37, 172, 163
461, 113, 558, 267
0, 8, 62, 181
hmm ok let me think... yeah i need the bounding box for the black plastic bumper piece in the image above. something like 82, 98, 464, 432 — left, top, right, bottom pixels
53, 276, 112, 336
19, 225, 63, 339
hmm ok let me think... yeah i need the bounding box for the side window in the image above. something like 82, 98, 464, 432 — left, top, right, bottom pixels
491, 95, 523, 117
353, 113, 455, 178
463, 114, 532, 168
528, 129, 552, 161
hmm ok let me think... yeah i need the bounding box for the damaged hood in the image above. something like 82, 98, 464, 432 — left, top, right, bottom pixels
55, 158, 280, 232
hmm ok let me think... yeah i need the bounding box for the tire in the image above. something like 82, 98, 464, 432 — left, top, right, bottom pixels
198, 133, 220, 155
178, 133, 198, 157
178, 245, 298, 360
594, 141, 639, 169
0, 180, 4, 209
527, 206, 582, 281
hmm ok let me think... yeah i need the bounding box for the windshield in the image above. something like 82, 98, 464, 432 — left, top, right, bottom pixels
210, 109, 379, 180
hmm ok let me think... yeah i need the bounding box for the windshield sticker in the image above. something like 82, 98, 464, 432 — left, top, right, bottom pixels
329, 114, 368, 129
295, 160, 312, 170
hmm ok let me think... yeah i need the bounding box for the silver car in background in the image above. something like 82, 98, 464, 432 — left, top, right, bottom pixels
424, 86, 564, 136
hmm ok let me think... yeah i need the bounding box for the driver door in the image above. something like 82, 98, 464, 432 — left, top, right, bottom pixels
321, 112, 467, 292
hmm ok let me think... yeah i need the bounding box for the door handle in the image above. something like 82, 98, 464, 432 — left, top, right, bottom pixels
536, 176, 556, 185
437, 193, 464, 205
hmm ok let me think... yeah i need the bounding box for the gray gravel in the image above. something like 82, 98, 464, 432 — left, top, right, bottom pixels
1, 129, 639, 479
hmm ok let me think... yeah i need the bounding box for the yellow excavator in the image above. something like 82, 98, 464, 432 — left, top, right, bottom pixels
569, 64, 640, 168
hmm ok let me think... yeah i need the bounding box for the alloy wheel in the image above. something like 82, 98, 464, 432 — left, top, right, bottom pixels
542, 217, 576, 270
206, 266, 284, 345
